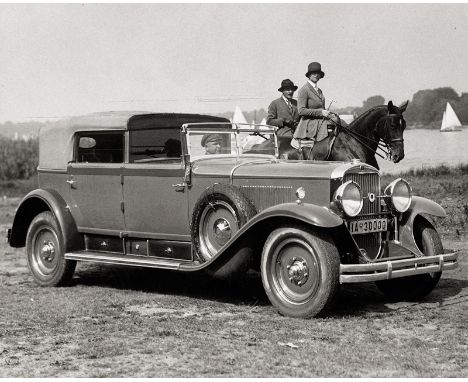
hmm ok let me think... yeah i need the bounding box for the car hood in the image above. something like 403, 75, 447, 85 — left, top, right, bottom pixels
191, 156, 354, 179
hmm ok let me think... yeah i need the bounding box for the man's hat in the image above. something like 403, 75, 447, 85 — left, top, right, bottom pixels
305, 62, 325, 78
278, 79, 298, 92
201, 133, 223, 147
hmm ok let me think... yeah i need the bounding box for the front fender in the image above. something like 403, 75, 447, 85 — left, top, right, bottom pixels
399, 196, 446, 256
217, 202, 345, 259
181, 202, 345, 275
245, 202, 344, 230
9, 188, 83, 252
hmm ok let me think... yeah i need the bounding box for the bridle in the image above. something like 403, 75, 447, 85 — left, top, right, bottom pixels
336, 112, 406, 160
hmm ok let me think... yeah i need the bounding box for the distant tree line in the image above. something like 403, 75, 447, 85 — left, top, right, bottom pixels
404, 87, 468, 127
0, 136, 38, 180
335, 87, 468, 128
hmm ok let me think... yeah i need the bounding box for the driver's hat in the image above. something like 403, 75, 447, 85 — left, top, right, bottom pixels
201, 133, 223, 147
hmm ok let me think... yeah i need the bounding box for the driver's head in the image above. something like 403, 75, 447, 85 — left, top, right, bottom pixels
201, 133, 223, 154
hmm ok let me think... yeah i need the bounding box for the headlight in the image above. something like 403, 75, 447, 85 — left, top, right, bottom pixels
333, 180, 363, 217
384, 178, 412, 213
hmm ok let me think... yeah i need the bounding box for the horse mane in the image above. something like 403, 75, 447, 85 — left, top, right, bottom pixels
347, 104, 387, 129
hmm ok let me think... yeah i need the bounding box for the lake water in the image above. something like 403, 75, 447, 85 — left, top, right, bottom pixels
376, 128, 468, 174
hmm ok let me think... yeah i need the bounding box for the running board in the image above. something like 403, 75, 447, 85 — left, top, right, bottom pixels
64, 251, 184, 270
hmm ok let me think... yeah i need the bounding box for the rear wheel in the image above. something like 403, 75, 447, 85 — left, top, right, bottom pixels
261, 227, 340, 318
376, 219, 442, 300
26, 211, 76, 286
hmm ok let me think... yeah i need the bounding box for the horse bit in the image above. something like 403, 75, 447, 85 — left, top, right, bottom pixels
375, 114, 406, 160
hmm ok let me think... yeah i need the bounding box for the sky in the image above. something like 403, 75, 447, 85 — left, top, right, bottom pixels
1, 3, 468, 122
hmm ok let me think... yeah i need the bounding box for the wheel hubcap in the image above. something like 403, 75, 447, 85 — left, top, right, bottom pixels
270, 238, 321, 304
213, 218, 232, 245
287, 257, 309, 286
30, 226, 60, 277
40, 241, 56, 262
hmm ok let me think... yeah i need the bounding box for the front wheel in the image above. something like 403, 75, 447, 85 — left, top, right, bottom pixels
375, 219, 443, 300
261, 227, 340, 318
26, 211, 76, 286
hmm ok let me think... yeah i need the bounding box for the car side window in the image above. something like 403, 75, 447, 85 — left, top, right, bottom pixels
129, 128, 182, 163
76, 132, 124, 163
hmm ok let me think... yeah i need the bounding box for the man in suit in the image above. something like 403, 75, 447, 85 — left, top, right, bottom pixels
266, 79, 300, 137
292, 62, 339, 149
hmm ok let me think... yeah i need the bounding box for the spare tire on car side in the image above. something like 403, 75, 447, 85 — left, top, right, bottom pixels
191, 183, 257, 264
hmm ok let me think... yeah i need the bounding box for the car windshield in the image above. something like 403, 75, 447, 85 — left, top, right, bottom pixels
186, 123, 278, 160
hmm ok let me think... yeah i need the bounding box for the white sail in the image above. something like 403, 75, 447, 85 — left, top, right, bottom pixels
441, 111, 446, 129
231, 106, 248, 125
440, 102, 462, 132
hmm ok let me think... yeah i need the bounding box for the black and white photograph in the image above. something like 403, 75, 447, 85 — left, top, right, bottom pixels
0, 2, 467, 377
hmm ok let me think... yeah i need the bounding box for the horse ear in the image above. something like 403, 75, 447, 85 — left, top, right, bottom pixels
387, 101, 396, 113
398, 100, 409, 113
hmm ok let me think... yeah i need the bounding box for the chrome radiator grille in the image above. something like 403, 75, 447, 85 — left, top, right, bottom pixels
343, 171, 380, 215
240, 185, 294, 212
343, 170, 382, 260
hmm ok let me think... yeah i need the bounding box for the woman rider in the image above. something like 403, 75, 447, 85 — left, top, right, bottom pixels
291, 62, 339, 150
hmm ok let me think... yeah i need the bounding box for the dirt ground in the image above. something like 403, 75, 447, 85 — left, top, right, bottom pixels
0, 196, 467, 377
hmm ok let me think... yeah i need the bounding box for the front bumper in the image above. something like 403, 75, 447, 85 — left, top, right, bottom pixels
340, 251, 458, 283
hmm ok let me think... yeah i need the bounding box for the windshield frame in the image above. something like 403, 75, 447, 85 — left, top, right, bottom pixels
183, 122, 279, 161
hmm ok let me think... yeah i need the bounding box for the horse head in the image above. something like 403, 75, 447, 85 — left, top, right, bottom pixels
375, 100, 408, 163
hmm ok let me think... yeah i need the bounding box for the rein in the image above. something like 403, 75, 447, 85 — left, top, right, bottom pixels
339, 125, 389, 160
332, 113, 405, 160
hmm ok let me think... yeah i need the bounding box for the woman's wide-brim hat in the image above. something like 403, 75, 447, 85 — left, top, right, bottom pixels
305, 62, 325, 78
201, 133, 223, 147
278, 78, 298, 92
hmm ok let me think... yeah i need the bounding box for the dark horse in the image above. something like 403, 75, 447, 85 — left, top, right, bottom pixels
249, 101, 408, 170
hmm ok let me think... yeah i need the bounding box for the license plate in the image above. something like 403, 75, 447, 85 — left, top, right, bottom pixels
348, 218, 387, 234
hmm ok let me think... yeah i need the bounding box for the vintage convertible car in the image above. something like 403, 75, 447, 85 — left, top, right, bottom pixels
8, 111, 458, 318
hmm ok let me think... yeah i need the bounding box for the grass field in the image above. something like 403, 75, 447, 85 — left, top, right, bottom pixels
0, 167, 467, 377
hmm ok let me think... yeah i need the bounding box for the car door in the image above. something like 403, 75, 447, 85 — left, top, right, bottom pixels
67, 131, 126, 234
122, 128, 189, 240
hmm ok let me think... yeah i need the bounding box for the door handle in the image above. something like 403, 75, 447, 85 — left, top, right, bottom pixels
172, 183, 185, 192
66, 179, 76, 189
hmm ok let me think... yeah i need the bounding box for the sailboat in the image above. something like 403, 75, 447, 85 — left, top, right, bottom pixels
440, 102, 462, 132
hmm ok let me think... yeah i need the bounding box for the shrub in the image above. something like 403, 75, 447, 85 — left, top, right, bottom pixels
0, 136, 38, 180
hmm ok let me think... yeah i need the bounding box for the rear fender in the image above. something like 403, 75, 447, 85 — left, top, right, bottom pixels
9, 189, 83, 252
398, 196, 445, 256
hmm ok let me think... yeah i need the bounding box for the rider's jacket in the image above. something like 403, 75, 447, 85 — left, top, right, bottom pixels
294, 82, 328, 141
